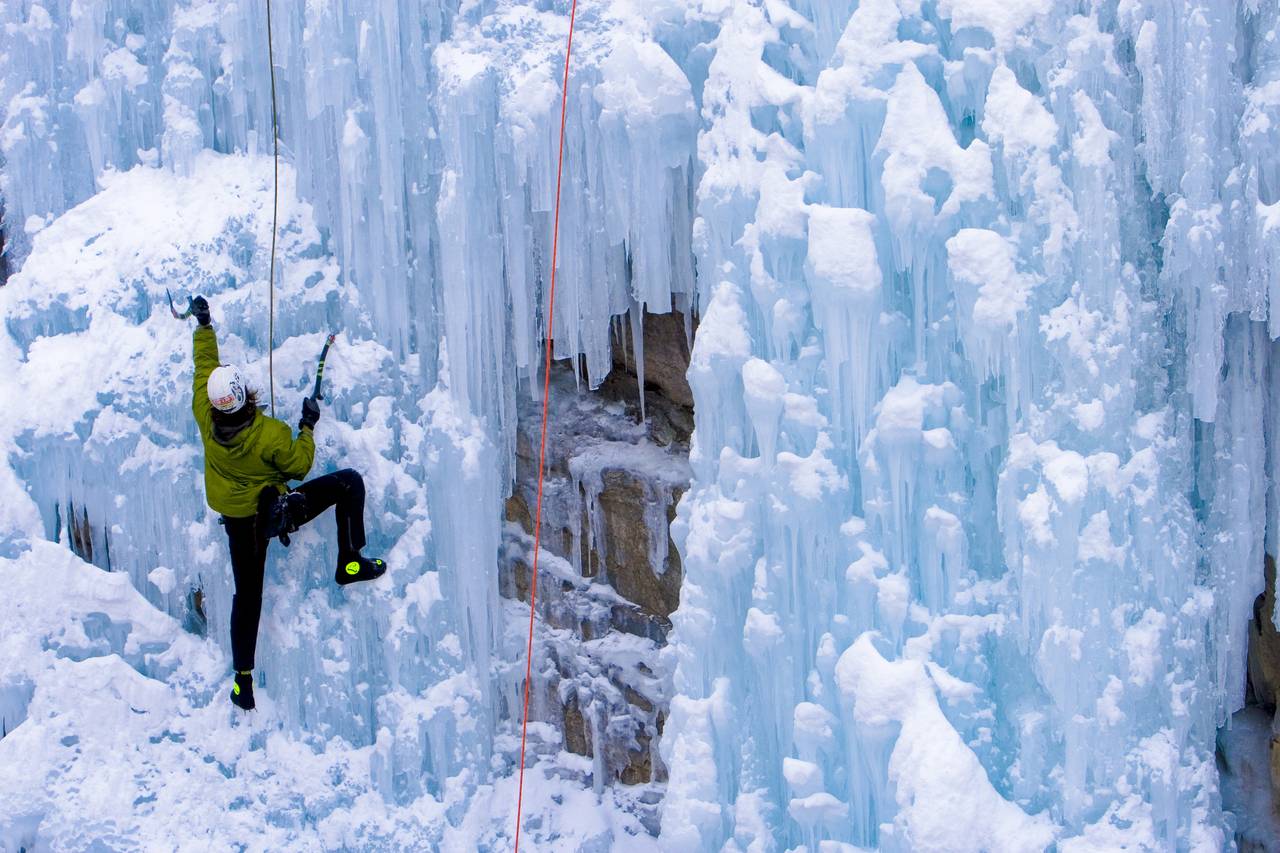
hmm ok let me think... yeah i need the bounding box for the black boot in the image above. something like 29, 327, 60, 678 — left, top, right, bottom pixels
230, 670, 255, 710
336, 555, 386, 586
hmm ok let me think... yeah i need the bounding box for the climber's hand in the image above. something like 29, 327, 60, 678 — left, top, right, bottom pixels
191, 295, 211, 327
299, 396, 321, 431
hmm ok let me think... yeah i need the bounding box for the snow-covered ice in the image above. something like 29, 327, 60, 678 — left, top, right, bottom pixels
5, 0, 1280, 850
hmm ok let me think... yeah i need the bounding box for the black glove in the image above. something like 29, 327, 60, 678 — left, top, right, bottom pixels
299, 396, 320, 431
191, 295, 211, 326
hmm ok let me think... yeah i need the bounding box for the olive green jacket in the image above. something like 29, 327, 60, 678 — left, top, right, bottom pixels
193, 325, 314, 518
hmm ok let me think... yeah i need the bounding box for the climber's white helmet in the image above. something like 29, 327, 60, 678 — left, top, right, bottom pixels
208, 365, 247, 413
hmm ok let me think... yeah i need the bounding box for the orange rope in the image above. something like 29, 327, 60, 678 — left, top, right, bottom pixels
514, 2, 578, 848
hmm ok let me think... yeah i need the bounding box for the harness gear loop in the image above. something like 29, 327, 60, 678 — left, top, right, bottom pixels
257, 485, 298, 547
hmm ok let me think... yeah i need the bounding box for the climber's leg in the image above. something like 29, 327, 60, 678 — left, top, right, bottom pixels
289, 469, 385, 585
289, 469, 366, 555
223, 514, 265, 709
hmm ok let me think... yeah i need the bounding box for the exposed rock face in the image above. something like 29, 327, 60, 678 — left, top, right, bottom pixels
1249, 557, 1280, 802
1223, 555, 1280, 848
500, 311, 693, 789
612, 309, 695, 410
1249, 559, 1280, 707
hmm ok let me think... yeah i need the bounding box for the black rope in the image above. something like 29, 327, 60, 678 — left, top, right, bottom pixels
266, 0, 279, 417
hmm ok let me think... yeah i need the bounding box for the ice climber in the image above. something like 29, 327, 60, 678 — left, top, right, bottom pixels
188, 294, 386, 711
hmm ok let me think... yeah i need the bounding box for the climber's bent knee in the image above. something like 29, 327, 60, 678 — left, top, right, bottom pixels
334, 468, 364, 496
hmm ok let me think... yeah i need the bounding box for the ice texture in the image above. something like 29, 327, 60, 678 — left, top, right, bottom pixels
3, 0, 1280, 849
661, 0, 1280, 850
0, 0, 690, 846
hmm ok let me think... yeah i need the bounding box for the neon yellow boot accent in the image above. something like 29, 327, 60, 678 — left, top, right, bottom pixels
345, 560, 361, 576
232, 682, 241, 696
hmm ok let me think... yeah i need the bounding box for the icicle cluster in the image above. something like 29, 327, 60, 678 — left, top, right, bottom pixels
661, 0, 1280, 849
5, 0, 1280, 848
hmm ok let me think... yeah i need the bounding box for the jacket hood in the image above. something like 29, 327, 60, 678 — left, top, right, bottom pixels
212, 406, 260, 447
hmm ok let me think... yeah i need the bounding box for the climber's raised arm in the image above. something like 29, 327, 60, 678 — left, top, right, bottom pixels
191, 295, 217, 440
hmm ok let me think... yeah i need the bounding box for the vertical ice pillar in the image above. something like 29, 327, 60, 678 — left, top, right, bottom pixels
664, 0, 1271, 847
1125, 0, 1245, 422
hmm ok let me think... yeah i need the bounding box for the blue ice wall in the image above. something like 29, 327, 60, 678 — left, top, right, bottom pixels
5, 0, 1280, 849
659, 1, 1280, 850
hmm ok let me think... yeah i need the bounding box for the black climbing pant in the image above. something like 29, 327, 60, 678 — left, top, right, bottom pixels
222, 468, 368, 671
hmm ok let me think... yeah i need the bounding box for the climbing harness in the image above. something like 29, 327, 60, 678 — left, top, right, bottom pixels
257, 484, 301, 546
514, 1, 578, 849
262, 0, 280, 414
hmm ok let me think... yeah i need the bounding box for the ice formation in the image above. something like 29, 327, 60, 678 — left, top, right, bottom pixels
661, 1, 1280, 849
4, 0, 1280, 849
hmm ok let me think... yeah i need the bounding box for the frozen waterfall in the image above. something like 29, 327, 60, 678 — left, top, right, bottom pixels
4, 0, 1280, 850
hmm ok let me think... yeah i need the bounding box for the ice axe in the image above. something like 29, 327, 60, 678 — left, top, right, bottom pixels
166, 288, 195, 320
312, 333, 337, 402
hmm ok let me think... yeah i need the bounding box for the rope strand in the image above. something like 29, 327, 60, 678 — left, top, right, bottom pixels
265, 0, 279, 417
514, 2, 578, 848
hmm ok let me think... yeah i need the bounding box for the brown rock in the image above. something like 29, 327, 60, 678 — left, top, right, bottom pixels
612, 310, 695, 409
1248, 556, 1280, 816
624, 686, 654, 713
499, 315, 695, 787
505, 494, 533, 532
595, 469, 683, 621
619, 732, 653, 785
564, 696, 591, 757
1249, 556, 1280, 709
